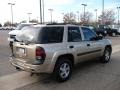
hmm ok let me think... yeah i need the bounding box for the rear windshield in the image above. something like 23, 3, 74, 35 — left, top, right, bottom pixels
38, 27, 64, 44
16, 26, 64, 44
16, 24, 31, 30
16, 27, 40, 44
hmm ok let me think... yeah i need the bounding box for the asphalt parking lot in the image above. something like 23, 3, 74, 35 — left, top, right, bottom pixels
1, 31, 120, 90
0, 31, 17, 76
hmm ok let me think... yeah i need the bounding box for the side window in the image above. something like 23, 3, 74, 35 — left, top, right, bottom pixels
82, 27, 97, 41
40, 27, 64, 44
68, 27, 82, 42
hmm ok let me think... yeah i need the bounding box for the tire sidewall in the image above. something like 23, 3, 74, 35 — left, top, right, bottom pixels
102, 47, 111, 63
54, 57, 72, 82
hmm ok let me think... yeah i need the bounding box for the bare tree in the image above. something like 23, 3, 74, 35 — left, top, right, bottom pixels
30, 19, 38, 23
63, 12, 76, 24
98, 10, 115, 25
20, 20, 27, 23
80, 12, 93, 25
4, 21, 12, 27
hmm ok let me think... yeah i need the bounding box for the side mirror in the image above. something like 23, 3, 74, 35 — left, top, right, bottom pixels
96, 36, 103, 40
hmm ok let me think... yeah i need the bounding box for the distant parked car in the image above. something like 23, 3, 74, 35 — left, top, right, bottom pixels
95, 28, 107, 37
3, 26, 15, 30
1, 27, 6, 30
96, 25, 120, 36
107, 28, 119, 36
83, 25, 107, 37
0, 27, 2, 30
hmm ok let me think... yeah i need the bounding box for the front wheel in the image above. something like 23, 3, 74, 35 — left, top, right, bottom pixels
100, 47, 111, 63
53, 57, 72, 82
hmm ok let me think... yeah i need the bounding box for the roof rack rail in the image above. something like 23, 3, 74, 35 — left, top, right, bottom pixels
46, 23, 77, 25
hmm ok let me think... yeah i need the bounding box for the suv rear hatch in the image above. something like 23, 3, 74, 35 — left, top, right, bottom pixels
13, 26, 40, 64
13, 26, 64, 64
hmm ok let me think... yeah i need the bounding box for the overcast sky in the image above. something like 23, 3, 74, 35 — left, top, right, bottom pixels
0, 0, 120, 24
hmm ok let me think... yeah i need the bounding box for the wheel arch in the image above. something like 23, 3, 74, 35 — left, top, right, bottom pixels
105, 45, 112, 53
56, 54, 74, 66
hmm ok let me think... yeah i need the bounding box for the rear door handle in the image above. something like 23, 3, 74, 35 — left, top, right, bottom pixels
87, 44, 90, 47
69, 46, 74, 49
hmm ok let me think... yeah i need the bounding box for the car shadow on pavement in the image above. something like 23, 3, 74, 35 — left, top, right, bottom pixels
16, 58, 115, 90
37, 58, 109, 84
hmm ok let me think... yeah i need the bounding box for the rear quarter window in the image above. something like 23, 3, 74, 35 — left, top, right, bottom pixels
38, 27, 64, 44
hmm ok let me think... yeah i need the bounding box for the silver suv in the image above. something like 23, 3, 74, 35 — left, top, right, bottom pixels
9, 24, 112, 82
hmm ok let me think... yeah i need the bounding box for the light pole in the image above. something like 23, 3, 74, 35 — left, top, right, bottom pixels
48, 9, 53, 23
117, 7, 120, 25
76, 11, 80, 22
94, 9, 98, 24
42, 0, 44, 24
8, 3, 15, 26
39, 0, 42, 24
27, 13, 32, 22
37, 17, 39, 22
39, 0, 44, 24
102, 0, 104, 24
62, 13, 64, 23
81, 4, 87, 24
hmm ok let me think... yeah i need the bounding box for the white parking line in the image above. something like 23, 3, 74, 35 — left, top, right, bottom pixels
0, 45, 120, 90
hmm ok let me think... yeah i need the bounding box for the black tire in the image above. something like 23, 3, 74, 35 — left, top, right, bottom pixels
101, 47, 111, 63
53, 57, 72, 82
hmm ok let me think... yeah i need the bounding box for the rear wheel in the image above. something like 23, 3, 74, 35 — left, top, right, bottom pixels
100, 47, 111, 63
53, 57, 72, 82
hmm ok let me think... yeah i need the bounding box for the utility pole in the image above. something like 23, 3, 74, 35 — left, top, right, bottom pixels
81, 4, 87, 24
39, 0, 42, 24
48, 9, 53, 23
102, 0, 104, 24
62, 13, 64, 23
8, 3, 15, 26
94, 9, 98, 24
76, 11, 80, 22
117, 7, 120, 25
42, 0, 44, 24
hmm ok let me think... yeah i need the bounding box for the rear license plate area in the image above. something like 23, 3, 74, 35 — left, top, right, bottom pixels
16, 47, 26, 57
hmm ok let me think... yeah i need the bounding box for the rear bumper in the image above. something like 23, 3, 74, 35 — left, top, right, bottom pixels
9, 56, 53, 73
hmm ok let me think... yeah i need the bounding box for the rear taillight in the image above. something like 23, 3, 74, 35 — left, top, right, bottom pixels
34, 47, 46, 65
